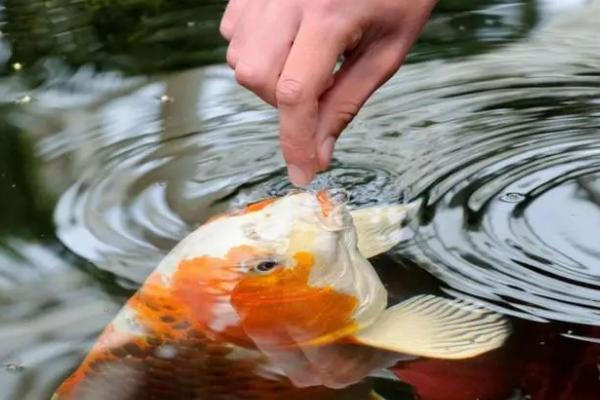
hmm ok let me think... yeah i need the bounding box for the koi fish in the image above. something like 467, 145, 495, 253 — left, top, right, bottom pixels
52, 189, 510, 400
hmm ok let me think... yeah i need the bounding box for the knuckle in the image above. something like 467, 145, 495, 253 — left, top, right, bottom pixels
234, 63, 267, 89
276, 78, 305, 106
314, 1, 359, 35
219, 20, 234, 41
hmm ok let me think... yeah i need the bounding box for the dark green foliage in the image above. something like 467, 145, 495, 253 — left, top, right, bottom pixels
0, 112, 53, 238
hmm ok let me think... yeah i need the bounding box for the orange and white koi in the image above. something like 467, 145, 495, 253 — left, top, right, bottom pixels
52, 189, 509, 399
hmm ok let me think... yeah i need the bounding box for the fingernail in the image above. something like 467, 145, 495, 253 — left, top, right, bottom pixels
287, 164, 311, 187
318, 137, 336, 170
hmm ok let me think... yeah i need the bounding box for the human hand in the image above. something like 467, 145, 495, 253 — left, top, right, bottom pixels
220, 0, 437, 186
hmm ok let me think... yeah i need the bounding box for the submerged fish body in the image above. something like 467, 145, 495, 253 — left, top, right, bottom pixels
53, 190, 510, 399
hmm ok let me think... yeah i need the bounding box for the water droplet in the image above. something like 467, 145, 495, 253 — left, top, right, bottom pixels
499, 192, 525, 203
458, 25, 466, 32
15, 95, 32, 104
11, 183, 16, 188
12, 62, 23, 71
539, 341, 545, 345
157, 95, 174, 104
567, 330, 574, 335
186, 21, 196, 28
4, 363, 25, 373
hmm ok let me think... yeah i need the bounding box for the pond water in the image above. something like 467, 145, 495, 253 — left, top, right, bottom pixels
0, 1, 599, 399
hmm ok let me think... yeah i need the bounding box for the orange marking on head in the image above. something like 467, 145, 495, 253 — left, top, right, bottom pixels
231, 251, 358, 349
171, 245, 265, 346
316, 190, 334, 217
242, 198, 277, 214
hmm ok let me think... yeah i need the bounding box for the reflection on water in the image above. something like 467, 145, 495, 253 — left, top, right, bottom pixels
0, 0, 227, 75
1, 0, 599, 399
0, 241, 119, 400
391, 9, 600, 325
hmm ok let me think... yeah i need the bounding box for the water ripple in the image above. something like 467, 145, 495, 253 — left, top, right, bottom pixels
54, 117, 406, 285
53, 5, 600, 325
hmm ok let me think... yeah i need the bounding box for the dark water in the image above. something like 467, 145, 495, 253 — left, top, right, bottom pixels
1, 0, 599, 399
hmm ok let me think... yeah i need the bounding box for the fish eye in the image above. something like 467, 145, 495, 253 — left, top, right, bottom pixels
252, 260, 279, 274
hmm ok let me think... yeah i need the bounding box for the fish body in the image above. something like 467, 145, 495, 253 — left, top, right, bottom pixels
53, 190, 509, 399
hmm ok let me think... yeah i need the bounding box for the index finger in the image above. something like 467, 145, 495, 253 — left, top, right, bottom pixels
277, 20, 358, 186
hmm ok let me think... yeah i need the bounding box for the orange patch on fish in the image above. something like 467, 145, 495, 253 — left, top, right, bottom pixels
242, 198, 277, 214
316, 190, 335, 217
55, 270, 197, 397
56, 247, 261, 398
231, 251, 359, 348
55, 245, 360, 398
171, 245, 266, 347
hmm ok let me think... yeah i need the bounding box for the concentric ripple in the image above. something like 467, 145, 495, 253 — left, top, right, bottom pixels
53, 112, 406, 285
380, 8, 600, 325
53, 4, 600, 327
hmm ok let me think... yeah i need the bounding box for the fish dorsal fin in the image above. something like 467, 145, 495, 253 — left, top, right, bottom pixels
349, 204, 415, 259
353, 295, 510, 359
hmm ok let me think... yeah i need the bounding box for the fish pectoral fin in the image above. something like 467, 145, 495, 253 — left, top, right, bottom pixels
350, 203, 416, 259
353, 294, 510, 359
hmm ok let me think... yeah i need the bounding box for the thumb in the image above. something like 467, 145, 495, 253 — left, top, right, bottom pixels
315, 42, 408, 170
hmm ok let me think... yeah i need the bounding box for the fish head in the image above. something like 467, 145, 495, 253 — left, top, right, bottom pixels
160, 189, 387, 350
229, 189, 388, 348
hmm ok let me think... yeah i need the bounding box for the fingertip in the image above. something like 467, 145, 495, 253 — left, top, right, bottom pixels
287, 164, 313, 187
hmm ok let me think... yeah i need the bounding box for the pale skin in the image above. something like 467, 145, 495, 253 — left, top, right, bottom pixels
220, 0, 438, 186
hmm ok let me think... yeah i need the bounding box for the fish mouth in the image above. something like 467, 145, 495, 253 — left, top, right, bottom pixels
317, 188, 348, 206
316, 188, 348, 215
315, 189, 351, 231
